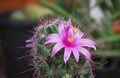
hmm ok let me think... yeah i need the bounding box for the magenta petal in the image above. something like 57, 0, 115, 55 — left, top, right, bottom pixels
46, 34, 59, 40
79, 39, 96, 50
51, 43, 64, 57
66, 19, 72, 28
78, 47, 91, 61
75, 31, 84, 39
65, 19, 73, 33
44, 34, 60, 45
58, 21, 64, 35
44, 38, 60, 45
64, 47, 72, 63
72, 48, 79, 62
66, 29, 74, 38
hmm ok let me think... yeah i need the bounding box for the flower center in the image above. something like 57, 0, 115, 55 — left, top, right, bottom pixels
67, 38, 74, 43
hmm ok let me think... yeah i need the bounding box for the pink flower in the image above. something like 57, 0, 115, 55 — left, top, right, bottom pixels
44, 19, 96, 63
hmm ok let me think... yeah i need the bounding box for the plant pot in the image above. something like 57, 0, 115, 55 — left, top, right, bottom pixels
0, 11, 37, 78
94, 68, 120, 78
93, 57, 120, 78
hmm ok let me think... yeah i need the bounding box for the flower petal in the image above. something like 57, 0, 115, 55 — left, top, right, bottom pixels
51, 43, 64, 57
79, 39, 96, 50
65, 19, 73, 34
64, 47, 72, 63
58, 21, 64, 35
75, 31, 84, 39
72, 48, 79, 62
46, 34, 59, 40
44, 34, 61, 45
66, 19, 72, 28
78, 47, 91, 61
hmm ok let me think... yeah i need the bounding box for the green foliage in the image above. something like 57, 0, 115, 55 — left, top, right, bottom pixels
10, 5, 54, 21
10, 11, 25, 21
39, 0, 91, 26
96, 0, 120, 20
24, 5, 54, 20
93, 50, 120, 57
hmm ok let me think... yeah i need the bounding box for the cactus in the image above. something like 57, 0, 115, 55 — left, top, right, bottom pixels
26, 17, 95, 78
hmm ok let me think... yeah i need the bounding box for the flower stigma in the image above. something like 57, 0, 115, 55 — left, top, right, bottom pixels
67, 38, 74, 43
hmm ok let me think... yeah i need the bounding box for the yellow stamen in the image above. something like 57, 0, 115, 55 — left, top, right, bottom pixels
72, 28, 79, 35
67, 38, 74, 43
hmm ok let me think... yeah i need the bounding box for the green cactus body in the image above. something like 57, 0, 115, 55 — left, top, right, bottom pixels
26, 18, 94, 78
